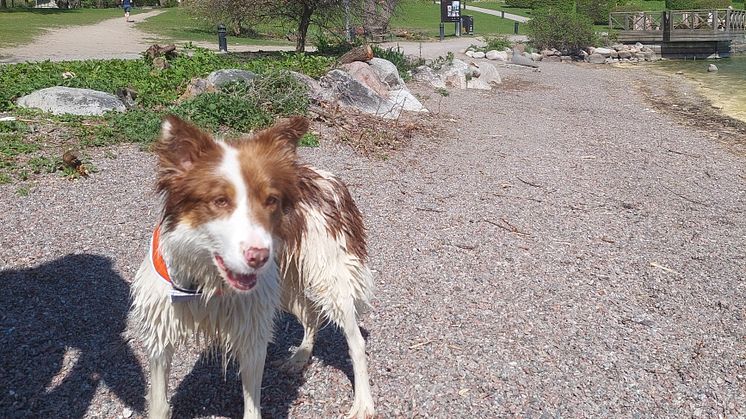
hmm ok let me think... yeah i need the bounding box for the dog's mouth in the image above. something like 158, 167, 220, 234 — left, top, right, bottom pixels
214, 254, 257, 291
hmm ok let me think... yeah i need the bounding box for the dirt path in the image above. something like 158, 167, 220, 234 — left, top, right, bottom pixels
0, 9, 167, 63
1, 60, 745, 418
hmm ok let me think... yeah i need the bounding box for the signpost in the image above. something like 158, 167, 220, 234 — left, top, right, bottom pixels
440, 0, 462, 40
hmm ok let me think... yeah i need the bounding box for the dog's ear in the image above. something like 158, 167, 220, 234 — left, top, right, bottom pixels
254, 116, 309, 153
154, 115, 219, 175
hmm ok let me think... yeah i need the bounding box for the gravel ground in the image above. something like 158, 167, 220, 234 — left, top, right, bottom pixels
1, 62, 745, 418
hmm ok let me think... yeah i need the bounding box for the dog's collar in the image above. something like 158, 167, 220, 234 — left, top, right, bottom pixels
150, 224, 203, 302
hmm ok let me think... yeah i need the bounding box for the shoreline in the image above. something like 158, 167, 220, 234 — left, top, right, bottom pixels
622, 64, 746, 157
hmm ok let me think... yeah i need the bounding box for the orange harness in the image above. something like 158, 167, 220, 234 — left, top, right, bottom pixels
149, 225, 203, 302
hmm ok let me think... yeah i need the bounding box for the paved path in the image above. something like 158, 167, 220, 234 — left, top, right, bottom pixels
465, 4, 531, 22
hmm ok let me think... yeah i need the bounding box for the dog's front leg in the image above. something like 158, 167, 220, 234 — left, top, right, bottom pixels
239, 346, 267, 419
148, 345, 174, 419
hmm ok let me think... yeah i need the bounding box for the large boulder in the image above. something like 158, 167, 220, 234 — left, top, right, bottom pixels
589, 53, 606, 64
438, 58, 471, 89
16, 87, 126, 116
466, 62, 501, 90
389, 88, 427, 113
593, 47, 614, 57
368, 57, 404, 89
206, 69, 256, 87
511, 52, 539, 68
412, 65, 446, 89
486, 50, 508, 61
290, 71, 333, 103
319, 69, 421, 118
341, 61, 390, 97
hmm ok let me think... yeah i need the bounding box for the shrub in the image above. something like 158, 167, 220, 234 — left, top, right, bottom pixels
665, 0, 731, 8
505, 0, 535, 7
577, 0, 620, 24
527, 7, 597, 54
371, 45, 422, 81
484, 35, 512, 51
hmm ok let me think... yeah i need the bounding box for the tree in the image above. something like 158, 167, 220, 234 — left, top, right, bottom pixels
362, 0, 398, 40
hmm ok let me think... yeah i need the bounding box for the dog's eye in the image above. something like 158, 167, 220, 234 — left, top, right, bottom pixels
265, 195, 279, 207
213, 197, 229, 208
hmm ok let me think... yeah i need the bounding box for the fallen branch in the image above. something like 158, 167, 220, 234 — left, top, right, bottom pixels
661, 185, 709, 207
515, 175, 543, 188
409, 339, 435, 350
650, 262, 681, 275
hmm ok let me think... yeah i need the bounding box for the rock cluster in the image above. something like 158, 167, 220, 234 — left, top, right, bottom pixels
586, 43, 660, 64
412, 58, 502, 91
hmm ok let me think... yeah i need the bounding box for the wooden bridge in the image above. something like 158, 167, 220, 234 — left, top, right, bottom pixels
609, 9, 746, 57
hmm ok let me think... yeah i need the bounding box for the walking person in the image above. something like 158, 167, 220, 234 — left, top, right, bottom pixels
122, 0, 134, 23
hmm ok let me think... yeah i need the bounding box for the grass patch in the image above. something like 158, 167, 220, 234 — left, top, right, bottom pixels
0, 48, 333, 182
390, 0, 528, 37
136, 8, 293, 47
466, 1, 534, 17
0, 7, 145, 48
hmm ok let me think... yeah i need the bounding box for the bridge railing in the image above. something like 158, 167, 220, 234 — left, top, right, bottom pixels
610, 9, 746, 34
610, 11, 663, 32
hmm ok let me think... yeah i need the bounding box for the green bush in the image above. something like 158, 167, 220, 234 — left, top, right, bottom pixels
665, 0, 731, 8
371, 45, 422, 81
506, 0, 536, 7
527, 7, 597, 54
577, 0, 621, 24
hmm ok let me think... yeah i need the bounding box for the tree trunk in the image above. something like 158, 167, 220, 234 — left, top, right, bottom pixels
1, 0, 8, 8
295, 4, 314, 52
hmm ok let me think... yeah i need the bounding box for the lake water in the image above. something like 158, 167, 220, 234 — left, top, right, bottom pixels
655, 55, 746, 123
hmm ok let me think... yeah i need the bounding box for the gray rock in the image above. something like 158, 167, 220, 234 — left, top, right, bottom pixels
16, 86, 125, 116
545, 55, 561, 63
465, 50, 475, 58
594, 47, 614, 57
610, 50, 619, 58
486, 50, 508, 61
530, 52, 542, 62
635, 42, 644, 50
290, 71, 332, 103
589, 53, 606, 64
368, 57, 404, 89
467, 62, 501, 90
511, 52, 539, 68
206, 69, 256, 87
618, 50, 632, 59
560, 56, 572, 63
320, 69, 388, 116
412, 66, 446, 89
319, 69, 420, 119
472, 51, 486, 59
389, 88, 428, 112
611, 44, 625, 51
708, 64, 718, 72
341, 61, 390, 97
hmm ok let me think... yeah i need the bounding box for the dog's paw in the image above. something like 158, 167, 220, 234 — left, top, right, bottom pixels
345, 402, 375, 419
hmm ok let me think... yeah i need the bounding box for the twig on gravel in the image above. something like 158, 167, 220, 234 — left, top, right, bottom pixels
481, 218, 531, 236
650, 262, 681, 275
446, 242, 477, 251
416, 207, 445, 213
409, 339, 435, 350
515, 175, 543, 188
661, 185, 710, 207
664, 147, 701, 159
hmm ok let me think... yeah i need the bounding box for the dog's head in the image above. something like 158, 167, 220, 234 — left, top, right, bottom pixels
153, 115, 308, 292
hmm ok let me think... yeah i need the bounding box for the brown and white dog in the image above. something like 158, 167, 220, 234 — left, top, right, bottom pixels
129, 115, 375, 418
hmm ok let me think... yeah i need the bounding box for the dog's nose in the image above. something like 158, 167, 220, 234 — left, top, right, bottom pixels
244, 247, 269, 269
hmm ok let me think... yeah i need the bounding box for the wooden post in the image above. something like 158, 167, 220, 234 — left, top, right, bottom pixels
725, 9, 730, 34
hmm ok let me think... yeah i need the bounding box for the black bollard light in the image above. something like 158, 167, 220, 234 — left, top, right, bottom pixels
514, 21, 519, 34
218, 23, 228, 52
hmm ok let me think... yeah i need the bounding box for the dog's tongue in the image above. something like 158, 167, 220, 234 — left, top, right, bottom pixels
214, 255, 257, 291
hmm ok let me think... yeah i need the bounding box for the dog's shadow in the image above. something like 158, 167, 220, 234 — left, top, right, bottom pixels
171, 314, 368, 418
0, 254, 145, 418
